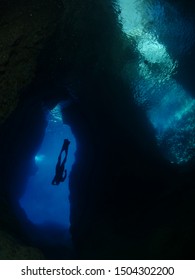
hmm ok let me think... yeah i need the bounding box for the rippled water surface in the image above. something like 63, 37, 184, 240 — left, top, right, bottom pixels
117, 0, 195, 164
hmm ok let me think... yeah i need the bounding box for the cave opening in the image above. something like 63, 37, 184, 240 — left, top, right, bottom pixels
19, 103, 77, 230
1, 98, 81, 259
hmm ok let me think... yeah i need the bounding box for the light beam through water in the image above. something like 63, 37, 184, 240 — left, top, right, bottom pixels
117, 0, 195, 164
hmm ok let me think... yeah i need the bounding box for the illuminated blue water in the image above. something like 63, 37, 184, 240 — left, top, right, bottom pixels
117, 0, 195, 164
19, 104, 77, 228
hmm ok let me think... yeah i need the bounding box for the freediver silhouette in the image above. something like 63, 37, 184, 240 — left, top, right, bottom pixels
52, 139, 70, 185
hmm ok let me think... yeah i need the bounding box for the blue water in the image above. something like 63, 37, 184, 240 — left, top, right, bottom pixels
19, 104, 77, 228
117, 0, 195, 164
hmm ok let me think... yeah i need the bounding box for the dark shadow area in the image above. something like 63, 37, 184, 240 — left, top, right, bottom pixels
1, 0, 195, 260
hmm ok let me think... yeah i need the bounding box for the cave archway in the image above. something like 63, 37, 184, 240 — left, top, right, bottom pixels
19, 103, 77, 229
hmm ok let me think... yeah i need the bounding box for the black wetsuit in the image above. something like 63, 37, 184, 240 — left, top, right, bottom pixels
52, 139, 70, 185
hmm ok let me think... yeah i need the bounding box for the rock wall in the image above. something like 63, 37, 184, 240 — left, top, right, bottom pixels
0, 230, 43, 259
0, 0, 65, 259
0, 0, 63, 123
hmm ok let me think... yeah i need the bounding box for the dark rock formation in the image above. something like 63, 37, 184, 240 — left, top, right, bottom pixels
1, 0, 195, 260
0, 0, 63, 123
0, 229, 43, 260
0, 0, 65, 258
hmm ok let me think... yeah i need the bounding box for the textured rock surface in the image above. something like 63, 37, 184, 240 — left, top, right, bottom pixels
0, 0, 64, 259
0, 194, 44, 259
0, 230, 43, 259
0, 0, 63, 123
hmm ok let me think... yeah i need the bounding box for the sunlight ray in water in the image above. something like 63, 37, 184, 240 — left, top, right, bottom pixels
117, 0, 195, 164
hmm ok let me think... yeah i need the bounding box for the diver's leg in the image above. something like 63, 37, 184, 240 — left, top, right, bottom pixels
64, 148, 68, 162
55, 156, 61, 173
64, 152, 67, 163
61, 140, 70, 154
61, 170, 67, 182
60, 140, 67, 154
61, 157, 66, 169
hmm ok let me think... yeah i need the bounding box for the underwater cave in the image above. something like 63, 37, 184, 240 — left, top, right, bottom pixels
19, 104, 76, 229
1, 0, 195, 260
